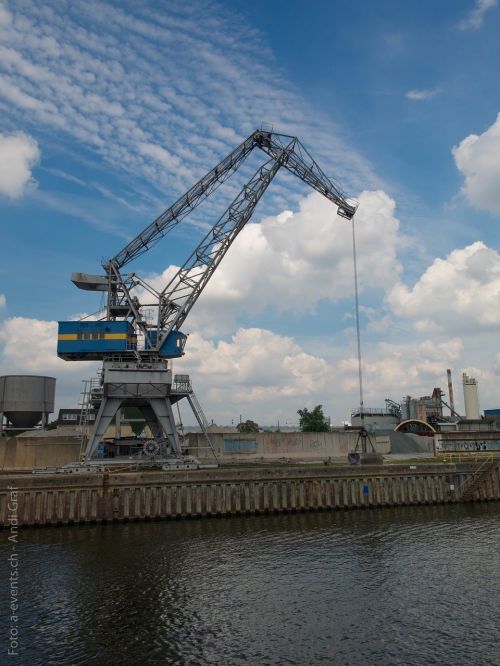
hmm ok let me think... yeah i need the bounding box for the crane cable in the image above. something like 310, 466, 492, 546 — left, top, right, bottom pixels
351, 214, 366, 449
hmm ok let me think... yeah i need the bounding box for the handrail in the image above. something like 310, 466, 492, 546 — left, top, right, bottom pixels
454, 457, 498, 498
438, 451, 495, 464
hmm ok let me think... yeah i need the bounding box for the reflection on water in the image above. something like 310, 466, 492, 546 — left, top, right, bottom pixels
1, 503, 499, 665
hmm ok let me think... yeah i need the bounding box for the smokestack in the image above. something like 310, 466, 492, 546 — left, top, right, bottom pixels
462, 372, 480, 420
447, 369, 455, 416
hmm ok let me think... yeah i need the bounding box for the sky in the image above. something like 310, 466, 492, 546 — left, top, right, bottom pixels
0, 0, 500, 427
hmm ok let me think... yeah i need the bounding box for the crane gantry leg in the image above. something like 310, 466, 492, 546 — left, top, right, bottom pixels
81, 358, 183, 462
79, 359, 217, 468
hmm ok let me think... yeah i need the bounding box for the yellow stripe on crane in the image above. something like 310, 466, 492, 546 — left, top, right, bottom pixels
57, 333, 129, 341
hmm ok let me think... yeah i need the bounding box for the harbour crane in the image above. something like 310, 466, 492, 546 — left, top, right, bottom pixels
57, 129, 357, 465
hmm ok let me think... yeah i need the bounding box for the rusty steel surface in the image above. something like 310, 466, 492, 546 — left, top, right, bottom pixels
1, 463, 498, 528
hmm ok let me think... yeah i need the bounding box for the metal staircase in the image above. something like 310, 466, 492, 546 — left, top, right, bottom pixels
77, 376, 101, 458
186, 391, 219, 463
456, 458, 499, 501
171, 374, 219, 464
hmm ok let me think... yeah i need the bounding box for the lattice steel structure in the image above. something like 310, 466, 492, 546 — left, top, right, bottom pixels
58, 129, 357, 463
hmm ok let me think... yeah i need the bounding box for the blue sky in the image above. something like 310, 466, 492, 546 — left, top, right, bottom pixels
0, 0, 499, 425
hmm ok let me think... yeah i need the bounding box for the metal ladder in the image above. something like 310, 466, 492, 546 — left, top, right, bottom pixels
187, 390, 219, 463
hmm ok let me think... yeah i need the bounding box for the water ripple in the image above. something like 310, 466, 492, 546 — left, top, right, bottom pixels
0, 504, 498, 665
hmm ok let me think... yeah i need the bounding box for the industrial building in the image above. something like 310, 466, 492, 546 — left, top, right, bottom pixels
351, 407, 399, 430
401, 389, 443, 423
351, 370, 499, 454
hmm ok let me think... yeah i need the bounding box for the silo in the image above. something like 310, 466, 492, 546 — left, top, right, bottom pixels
0, 375, 56, 429
462, 373, 480, 420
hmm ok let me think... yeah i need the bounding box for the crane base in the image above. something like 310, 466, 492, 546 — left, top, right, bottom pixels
76, 361, 218, 466
40, 455, 217, 474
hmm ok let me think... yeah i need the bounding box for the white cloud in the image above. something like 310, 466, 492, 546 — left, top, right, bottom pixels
387, 241, 500, 333
177, 327, 330, 399
338, 338, 464, 400
146, 189, 403, 334
453, 112, 500, 214
167, 327, 499, 421
0, 316, 335, 424
137, 142, 193, 181
0, 312, 496, 424
0, 316, 98, 375
457, 0, 497, 30
0, 2, 11, 28
0, 131, 40, 198
0, 0, 379, 219
334, 337, 500, 416
405, 89, 439, 101
175, 329, 464, 422
0, 294, 5, 309
0, 316, 99, 410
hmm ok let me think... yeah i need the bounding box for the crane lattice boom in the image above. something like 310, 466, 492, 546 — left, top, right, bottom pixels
58, 129, 357, 361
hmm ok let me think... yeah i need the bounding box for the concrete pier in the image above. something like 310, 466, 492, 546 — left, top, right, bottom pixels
1, 461, 498, 528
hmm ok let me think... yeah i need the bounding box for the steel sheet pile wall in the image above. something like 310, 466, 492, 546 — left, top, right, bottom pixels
1, 463, 498, 527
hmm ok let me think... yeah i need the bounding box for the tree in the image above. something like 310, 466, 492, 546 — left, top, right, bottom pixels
297, 405, 330, 432
236, 419, 259, 433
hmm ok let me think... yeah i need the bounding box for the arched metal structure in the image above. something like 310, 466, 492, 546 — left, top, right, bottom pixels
395, 419, 436, 435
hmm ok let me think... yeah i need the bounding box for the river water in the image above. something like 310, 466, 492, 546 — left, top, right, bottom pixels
1, 503, 499, 665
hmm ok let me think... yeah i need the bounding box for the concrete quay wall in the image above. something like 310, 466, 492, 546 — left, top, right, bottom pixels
0, 431, 390, 471
0, 434, 81, 470
1, 463, 498, 528
188, 430, 391, 462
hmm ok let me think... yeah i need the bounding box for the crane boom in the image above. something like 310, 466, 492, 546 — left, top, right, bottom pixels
157, 157, 282, 346
109, 132, 257, 270
254, 132, 355, 219
109, 130, 355, 271
154, 133, 356, 344
60, 128, 357, 361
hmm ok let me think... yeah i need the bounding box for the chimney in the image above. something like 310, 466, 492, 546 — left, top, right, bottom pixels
447, 369, 455, 416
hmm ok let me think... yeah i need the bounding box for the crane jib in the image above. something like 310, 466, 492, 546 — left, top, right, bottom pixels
58, 129, 357, 362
